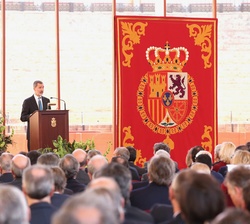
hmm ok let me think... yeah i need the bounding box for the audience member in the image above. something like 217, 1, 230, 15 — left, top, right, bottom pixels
94, 162, 154, 224
87, 154, 108, 180
59, 154, 85, 194
86, 177, 125, 222
72, 148, 90, 185
195, 153, 224, 183
111, 155, 130, 167
156, 169, 198, 224
87, 149, 102, 161
8, 154, 31, 190
52, 187, 124, 224
178, 172, 225, 224
144, 142, 177, 171
0, 185, 30, 224
213, 143, 222, 163
190, 162, 211, 174
242, 179, 250, 212
213, 141, 236, 172
130, 155, 175, 211
141, 149, 172, 182
225, 165, 250, 209
0, 152, 14, 183
210, 207, 250, 224
50, 166, 70, 209
37, 152, 60, 167
219, 149, 250, 177
113, 146, 140, 181
185, 145, 204, 168
153, 142, 170, 154
126, 146, 147, 176
22, 164, 57, 224
27, 150, 41, 165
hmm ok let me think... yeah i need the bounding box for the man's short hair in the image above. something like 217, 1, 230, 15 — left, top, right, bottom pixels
195, 153, 212, 169
126, 146, 137, 162
59, 154, 79, 179
0, 185, 29, 224
113, 147, 130, 161
148, 155, 175, 186
51, 166, 67, 192
33, 80, 43, 88
94, 162, 132, 203
22, 164, 54, 199
37, 152, 60, 167
53, 187, 123, 224
153, 142, 170, 154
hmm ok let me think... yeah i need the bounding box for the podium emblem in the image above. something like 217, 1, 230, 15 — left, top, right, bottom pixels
51, 117, 56, 128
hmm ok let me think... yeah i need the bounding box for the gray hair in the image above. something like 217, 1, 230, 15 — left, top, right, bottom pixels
148, 155, 175, 186
37, 152, 60, 167
0, 152, 14, 171
59, 154, 80, 179
22, 164, 54, 199
52, 187, 123, 224
11, 154, 31, 178
0, 185, 29, 224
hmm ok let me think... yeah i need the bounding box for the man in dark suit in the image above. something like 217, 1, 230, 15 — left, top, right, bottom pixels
20, 80, 50, 151
59, 154, 86, 194
50, 167, 70, 209
22, 164, 57, 224
0, 152, 14, 183
130, 155, 175, 211
126, 146, 147, 177
72, 148, 90, 185
95, 162, 154, 224
7, 154, 31, 190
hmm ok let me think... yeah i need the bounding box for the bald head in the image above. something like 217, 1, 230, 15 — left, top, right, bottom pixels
72, 149, 87, 167
88, 177, 120, 193
11, 154, 31, 178
88, 155, 108, 179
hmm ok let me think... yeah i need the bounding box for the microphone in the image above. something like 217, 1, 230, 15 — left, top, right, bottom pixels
50, 97, 66, 110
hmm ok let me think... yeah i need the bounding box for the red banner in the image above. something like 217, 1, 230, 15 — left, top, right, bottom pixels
114, 16, 218, 169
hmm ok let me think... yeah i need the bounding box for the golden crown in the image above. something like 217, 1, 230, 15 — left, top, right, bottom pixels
146, 42, 189, 72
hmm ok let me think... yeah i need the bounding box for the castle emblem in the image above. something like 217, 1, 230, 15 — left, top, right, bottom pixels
137, 41, 198, 148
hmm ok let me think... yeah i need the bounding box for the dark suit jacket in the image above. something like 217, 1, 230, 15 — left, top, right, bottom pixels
125, 204, 155, 224
76, 169, 90, 185
51, 193, 70, 209
129, 162, 147, 176
130, 182, 171, 211
66, 178, 86, 194
160, 213, 185, 224
211, 170, 224, 183
30, 202, 57, 224
150, 204, 173, 224
129, 166, 141, 181
20, 95, 50, 141
0, 172, 14, 183
132, 181, 149, 190
7, 177, 22, 190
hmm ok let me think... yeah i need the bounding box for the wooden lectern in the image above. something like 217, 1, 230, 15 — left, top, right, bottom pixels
29, 110, 69, 150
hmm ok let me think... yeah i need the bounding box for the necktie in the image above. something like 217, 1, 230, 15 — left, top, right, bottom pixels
38, 97, 43, 111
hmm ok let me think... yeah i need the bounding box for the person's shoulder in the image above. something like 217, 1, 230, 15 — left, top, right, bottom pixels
24, 95, 35, 101
42, 96, 50, 101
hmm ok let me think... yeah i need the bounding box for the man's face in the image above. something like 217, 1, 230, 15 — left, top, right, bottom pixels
34, 83, 44, 97
226, 182, 243, 208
